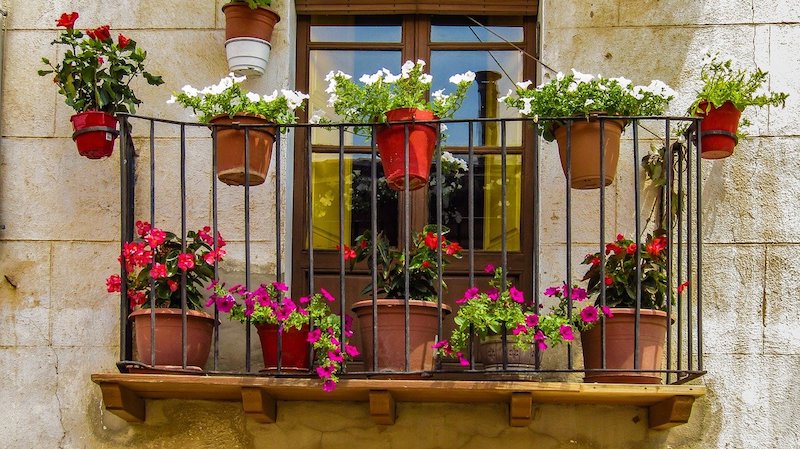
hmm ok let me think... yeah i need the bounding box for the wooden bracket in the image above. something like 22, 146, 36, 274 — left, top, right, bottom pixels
99, 383, 145, 423
648, 395, 695, 430
369, 390, 396, 425
241, 387, 277, 423
509, 392, 533, 427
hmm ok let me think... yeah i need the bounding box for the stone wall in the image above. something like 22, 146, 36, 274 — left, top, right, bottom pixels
1, 0, 798, 447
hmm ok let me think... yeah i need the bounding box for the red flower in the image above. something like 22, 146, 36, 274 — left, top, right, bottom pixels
145, 228, 166, 248
591, 257, 601, 266
150, 263, 167, 279
646, 236, 668, 257
97, 56, 104, 64
335, 244, 356, 261
56, 12, 79, 29
177, 253, 195, 271
677, 280, 690, 294
203, 248, 227, 264
627, 243, 637, 255
167, 280, 179, 292
605, 242, 622, 255
604, 275, 613, 286
421, 260, 431, 269
128, 290, 146, 308
135, 220, 152, 237
445, 241, 462, 256
118, 33, 131, 49
424, 232, 438, 250
87, 25, 111, 41
360, 239, 368, 249
106, 274, 121, 293
616, 233, 624, 241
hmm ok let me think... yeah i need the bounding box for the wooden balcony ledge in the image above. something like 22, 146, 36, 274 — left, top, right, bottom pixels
91, 373, 705, 429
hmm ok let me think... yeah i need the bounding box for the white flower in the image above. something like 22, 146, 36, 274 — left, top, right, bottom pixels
325, 79, 337, 94
610, 77, 632, 88
416, 59, 426, 67
585, 99, 595, 107
449, 71, 476, 85
519, 98, 533, 115
281, 89, 309, 110
432, 89, 450, 104
571, 69, 594, 84
567, 82, 578, 92
359, 70, 384, 85
419, 73, 433, 84
516, 80, 533, 89
309, 109, 325, 124
498, 88, 514, 103
229, 72, 247, 84
384, 71, 401, 83
181, 85, 199, 97
631, 86, 645, 101
166, 95, 177, 104
262, 90, 278, 102
556, 72, 565, 81
246, 92, 261, 103
401, 60, 416, 78
327, 93, 338, 107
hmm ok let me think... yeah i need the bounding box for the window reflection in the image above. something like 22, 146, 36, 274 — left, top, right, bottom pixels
431, 16, 524, 43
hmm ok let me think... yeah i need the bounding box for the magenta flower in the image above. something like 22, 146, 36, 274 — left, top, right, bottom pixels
543, 286, 560, 297
580, 306, 599, 323
601, 306, 614, 318
559, 325, 574, 341
534, 330, 548, 351
484, 263, 495, 274
432, 340, 449, 350
307, 328, 321, 344
145, 228, 166, 248
525, 314, 539, 328
299, 296, 310, 304
149, 262, 167, 279
456, 352, 469, 366
320, 288, 335, 302
272, 281, 289, 292
243, 297, 255, 317
509, 286, 524, 304
217, 295, 235, 314
177, 253, 195, 271
570, 287, 587, 301
322, 380, 337, 392
487, 288, 499, 301
316, 365, 335, 379
457, 287, 480, 304
512, 324, 527, 335
328, 351, 344, 363
345, 344, 360, 357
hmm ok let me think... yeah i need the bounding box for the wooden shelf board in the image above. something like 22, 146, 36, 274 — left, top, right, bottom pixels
92, 373, 705, 428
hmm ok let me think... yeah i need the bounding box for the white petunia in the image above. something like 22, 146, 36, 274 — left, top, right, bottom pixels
419, 73, 433, 84
246, 92, 260, 103
359, 70, 384, 85
519, 98, 533, 115
281, 89, 309, 110
571, 69, 594, 84
556, 71, 565, 81
610, 77, 632, 88
401, 60, 416, 78
498, 88, 514, 103
516, 80, 533, 89
309, 109, 325, 124
327, 93, 338, 107
585, 99, 595, 107
181, 85, 199, 97
166, 95, 177, 104
262, 90, 278, 103
449, 71, 476, 85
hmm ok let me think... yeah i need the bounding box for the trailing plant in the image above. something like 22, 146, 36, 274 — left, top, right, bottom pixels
168, 73, 308, 125
343, 224, 463, 301
501, 70, 675, 141
208, 282, 359, 391
106, 221, 225, 310
38, 12, 164, 114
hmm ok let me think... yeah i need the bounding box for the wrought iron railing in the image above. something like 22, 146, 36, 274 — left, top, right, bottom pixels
115, 114, 706, 385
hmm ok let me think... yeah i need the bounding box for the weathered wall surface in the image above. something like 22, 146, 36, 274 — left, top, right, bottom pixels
1, 0, 798, 447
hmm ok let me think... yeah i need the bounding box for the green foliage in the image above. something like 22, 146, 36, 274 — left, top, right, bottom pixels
229, 0, 272, 8
501, 70, 675, 141
168, 74, 308, 125
39, 18, 163, 114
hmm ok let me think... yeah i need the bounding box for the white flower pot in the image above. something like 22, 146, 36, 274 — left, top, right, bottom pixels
225, 37, 271, 76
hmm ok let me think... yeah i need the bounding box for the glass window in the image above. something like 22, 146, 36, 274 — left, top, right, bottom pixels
310, 16, 402, 42
431, 16, 524, 43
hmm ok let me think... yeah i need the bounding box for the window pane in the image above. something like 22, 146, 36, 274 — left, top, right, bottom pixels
431, 50, 523, 147
431, 17, 523, 43
310, 16, 402, 42
427, 153, 522, 251
309, 50, 401, 146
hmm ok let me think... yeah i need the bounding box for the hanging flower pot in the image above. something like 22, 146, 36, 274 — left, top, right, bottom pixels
209, 113, 276, 186
130, 308, 215, 370
222, 2, 280, 76
554, 117, 624, 190
375, 108, 438, 191
696, 101, 742, 160
255, 323, 311, 371
70, 111, 119, 159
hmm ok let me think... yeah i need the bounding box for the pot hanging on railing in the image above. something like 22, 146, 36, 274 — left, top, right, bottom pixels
375, 108, 438, 191
695, 101, 741, 160
70, 111, 119, 159
554, 116, 624, 190
255, 324, 311, 371
222, 2, 280, 76
209, 113, 276, 186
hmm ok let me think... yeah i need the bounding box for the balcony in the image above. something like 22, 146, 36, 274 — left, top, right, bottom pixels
92, 114, 707, 428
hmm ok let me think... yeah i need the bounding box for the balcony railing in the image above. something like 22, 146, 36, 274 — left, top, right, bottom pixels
112, 114, 706, 387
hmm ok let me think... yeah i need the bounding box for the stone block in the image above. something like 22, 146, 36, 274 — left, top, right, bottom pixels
6, 0, 216, 30
618, 0, 754, 26
764, 245, 800, 355
0, 242, 51, 347
754, 1, 800, 23
766, 25, 800, 136
542, 0, 619, 29
0, 137, 120, 241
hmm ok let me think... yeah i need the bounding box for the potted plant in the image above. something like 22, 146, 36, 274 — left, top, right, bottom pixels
325, 60, 475, 191
222, 0, 280, 76
436, 264, 574, 370
106, 221, 226, 370
502, 71, 674, 189
38, 12, 164, 159
689, 51, 789, 159
344, 224, 463, 371
208, 282, 358, 391
577, 233, 686, 384
168, 73, 308, 186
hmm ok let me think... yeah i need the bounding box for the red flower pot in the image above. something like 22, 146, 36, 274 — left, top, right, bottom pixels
375, 108, 438, 191
130, 308, 215, 370
696, 101, 742, 160
209, 113, 276, 186
70, 111, 119, 159
255, 323, 311, 371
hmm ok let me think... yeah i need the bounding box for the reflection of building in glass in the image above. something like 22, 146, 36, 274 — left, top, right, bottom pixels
476, 70, 502, 146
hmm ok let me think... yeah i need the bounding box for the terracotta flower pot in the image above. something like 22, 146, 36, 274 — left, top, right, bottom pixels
209, 114, 276, 186
222, 2, 281, 42
130, 308, 215, 370
478, 334, 536, 371
696, 101, 742, 160
580, 308, 668, 384
554, 118, 624, 190
352, 299, 451, 372
70, 111, 119, 159
255, 323, 311, 371
375, 108, 438, 191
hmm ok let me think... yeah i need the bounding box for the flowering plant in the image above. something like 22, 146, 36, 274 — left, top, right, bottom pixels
436, 265, 573, 364
38, 12, 164, 114
227, 0, 271, 8
690, 51, 788, 131
168, 73, 309, 124
343, 224, 463, 301
106, 221, 226, 310
501, 69, 675, 141
544, 283, 612, 332
208, 283, 358, 391
325, 60, 475, 134
580, 233, 686, 310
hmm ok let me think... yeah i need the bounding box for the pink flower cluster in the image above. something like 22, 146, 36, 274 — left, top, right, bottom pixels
432, 340, 469, 366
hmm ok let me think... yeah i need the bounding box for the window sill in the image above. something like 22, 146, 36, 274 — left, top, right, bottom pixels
91, 373, 705, 429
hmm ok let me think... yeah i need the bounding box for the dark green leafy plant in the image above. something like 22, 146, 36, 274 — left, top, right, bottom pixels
38, 12, 164, 114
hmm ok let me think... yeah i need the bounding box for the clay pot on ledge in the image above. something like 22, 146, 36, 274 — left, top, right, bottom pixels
352, 299, 451, 372
375, 108, 438, 191
255, 323, 311, 371
695, 100, 742, 160
222, 2, 281, 76
554, 116, 625, 190
129, 308, 215, 371
70, 111, 119, 159
209, 113, 276, 186
478, 334, 536, 371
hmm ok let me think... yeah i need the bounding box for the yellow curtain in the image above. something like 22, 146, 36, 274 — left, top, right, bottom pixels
482, 155, 521, 251
311, 154, 353, 249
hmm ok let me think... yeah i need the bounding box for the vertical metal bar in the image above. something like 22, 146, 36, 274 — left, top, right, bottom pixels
599, 117, 606, 371
118, 115, 132, 362
124, 118, 135, 362
244, 127, 252, 372
686, 126, 694, 373
338, 125, 346, 368
665, 119, 673, 383
149, 120, 157, 367
532, 122, 541, 371
467, 120, 475, 369
633, 121, 642, 371
565, 120, 573, 370
695, 119, 704, 371
211, 126, 220, 371
371, 125, 379, 371
180, 124, 188, 369
501, 121, 508, 371
275, 126, 283, 373
435, 123, 444, 362
306, 128, 316, 369
677, 138, 684, 380
404, 123, 411, 372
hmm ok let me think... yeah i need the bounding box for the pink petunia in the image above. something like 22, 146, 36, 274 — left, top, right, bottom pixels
511, 324, 527, 335
316, 365, 335, 379
307, 328, 322, 344
487, 288, 499, 301
509, 286, 524, 304
345, 344, 360, 357
543, 286, 560, 297
484, 263, 495, 274
320, 288, 335, 302
217, 295, 235, 314
580, 306, 599, 323
525, 314, 539, 328
322, 380, 337, 392
559, 325, 574, 341
571, 287, 588, 301
328, 351, 344, 363
601, 306, 614, 319
456, 352, 469, 366
272, 281, 289, 292
534, 330, 548, 351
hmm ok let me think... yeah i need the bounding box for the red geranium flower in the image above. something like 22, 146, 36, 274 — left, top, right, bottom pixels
56, 12, 79, 29
118, 33, 131, 49
87, 25, 111, 41
646, 235, 668, 257
177, 253, 195, 271
445, 241, 462, 256
424, 232, 438, 250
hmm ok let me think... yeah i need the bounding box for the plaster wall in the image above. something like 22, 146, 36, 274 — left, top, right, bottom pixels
0, 0, 798, 447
